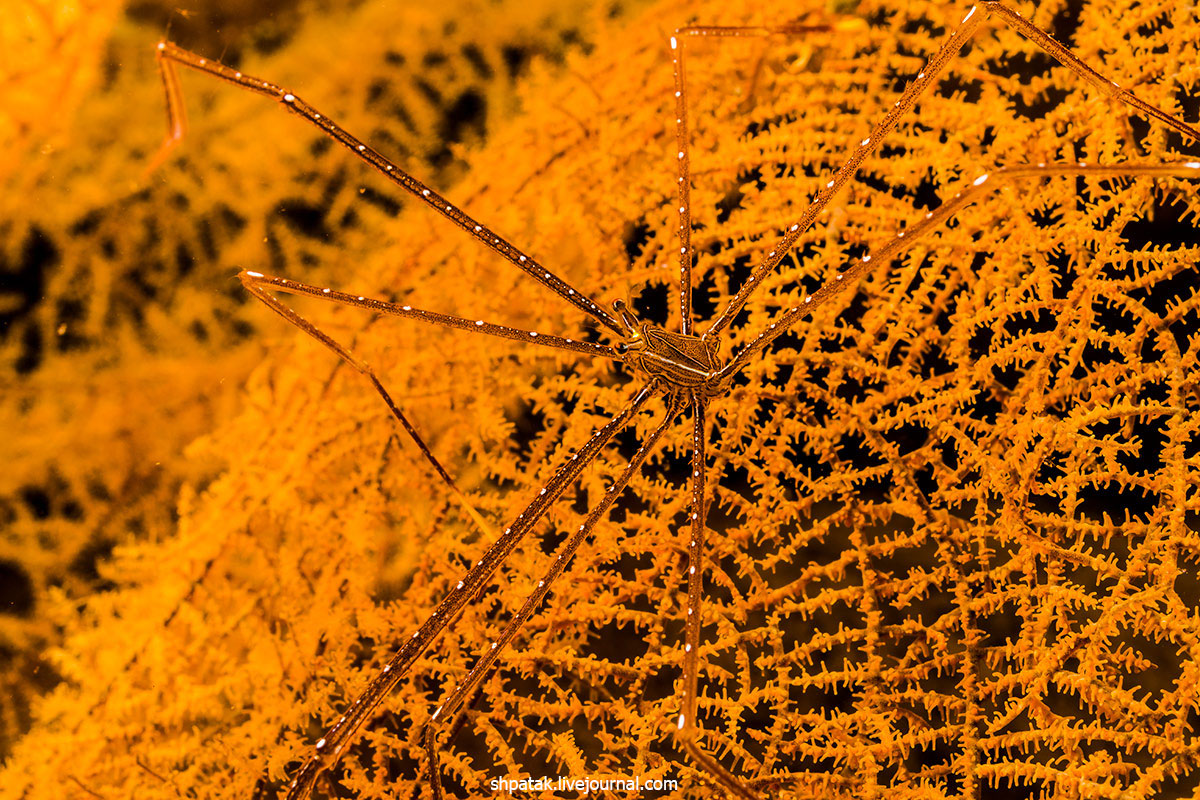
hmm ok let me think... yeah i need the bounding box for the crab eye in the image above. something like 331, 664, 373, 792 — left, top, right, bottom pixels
615, 342, 631, 355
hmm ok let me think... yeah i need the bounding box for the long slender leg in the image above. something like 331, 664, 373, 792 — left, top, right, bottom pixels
982, 1, 1197, 140
718, 161, 1200, 379
240, 278, 482, 538
240, 268, 624, 537
283, 381, 661, 800
668, 28, 853, 794
240, 270, 621, 362
670, 21, 865, 335
151, 41, 625, 336
704, 1, 1200, 341
673, 394, 758, 798
421, 393, 685, 799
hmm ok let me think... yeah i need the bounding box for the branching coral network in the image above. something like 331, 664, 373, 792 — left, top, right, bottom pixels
3, 0, 1200, 798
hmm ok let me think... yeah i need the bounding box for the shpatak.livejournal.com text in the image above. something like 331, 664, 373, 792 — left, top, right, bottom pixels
489, 775, 680, 794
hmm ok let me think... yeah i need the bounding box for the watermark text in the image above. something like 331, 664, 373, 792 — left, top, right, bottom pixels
489, 775, 678, 794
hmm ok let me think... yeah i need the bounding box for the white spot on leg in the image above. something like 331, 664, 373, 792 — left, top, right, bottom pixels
670, 36, 678, 49
973, 173, 989, 186
245, 271, 263, 278
315, 738, 327, 750
962, 6, 976, 23
678, 714, 686, 730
